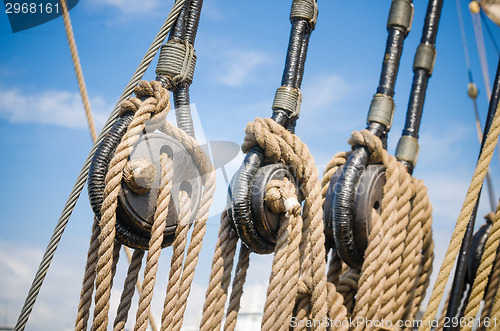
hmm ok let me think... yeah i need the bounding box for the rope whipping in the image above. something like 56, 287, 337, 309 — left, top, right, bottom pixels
14, 2, 187, 330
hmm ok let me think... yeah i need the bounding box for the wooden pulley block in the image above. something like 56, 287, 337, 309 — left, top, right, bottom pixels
324, 164, 385, 269
116, 132, 202, 249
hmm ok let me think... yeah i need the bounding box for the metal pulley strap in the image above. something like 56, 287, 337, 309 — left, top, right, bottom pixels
290, 0, 318, 30
229, 0, 317, 254
272, 86, 303, 119
156, 40, 197, 87
413, 44, 436, 74
395, 135, 419, 166
325, 0, 413, 269
387, 0, 414, 34
156, 0, 204, 138
367, 93, 395, 129
397, 0, 443, 174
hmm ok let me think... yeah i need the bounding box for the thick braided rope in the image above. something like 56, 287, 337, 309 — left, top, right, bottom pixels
488, 281, 500, 330
223, 245, 250, 331
159, 195, 190, 330
200, 213, 238, 331
419, 100, 500, 331
75, 220, 100, 331
113, 249, 145, 331
480, 244, 500, 329
408, 180, 434, 321
242, 117, 334, 328
350, 131, 400, 327
134, 155, 173, 331
159, 193, 191, 331
59, 0, 96, 142
337, 269, 359, 315
92, 81, 170, 331
160, 218, 189, 330
261, 178, 302, 331
462, 202, 500, 330
170, 188, 214, 331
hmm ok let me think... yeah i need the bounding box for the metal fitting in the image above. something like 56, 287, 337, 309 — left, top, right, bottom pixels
272, 86, 302, 119
290, 0, 318, 30
367, 93, 395, 129
395, 135, 419, 166
468, 82, 479, 99
413, 43, 436, 74
156, 40, 197, 87
387, 0, 414, 33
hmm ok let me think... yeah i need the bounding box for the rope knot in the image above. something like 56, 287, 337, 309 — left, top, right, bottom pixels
119, 80, 169, 118
265, 177, 301, 216
348, 130, 384, 163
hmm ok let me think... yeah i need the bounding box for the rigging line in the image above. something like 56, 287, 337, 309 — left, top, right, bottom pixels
472, 96, 497, 212
480, 10, 500, 55
471, 9, 492, 99
456, 0, 498, 211
456, 0, 473, 80
13, 1, 187, 330
59, 3, 160, 329
59, 0, 96, 142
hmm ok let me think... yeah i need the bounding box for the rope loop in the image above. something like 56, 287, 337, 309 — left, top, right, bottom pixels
265, 177, 301, 216
347, 129, 385, 164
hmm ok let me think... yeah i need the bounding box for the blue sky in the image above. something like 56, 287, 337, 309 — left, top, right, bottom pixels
0, 0, 499, 330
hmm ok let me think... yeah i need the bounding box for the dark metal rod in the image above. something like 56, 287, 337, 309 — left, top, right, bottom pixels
400, 0, 443, 174
446, 55, 500, 326
377, 27, 407, 98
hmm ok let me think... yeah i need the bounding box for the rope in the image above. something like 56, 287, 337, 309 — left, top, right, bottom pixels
200, 213, 238, 331
319, 130, 434, 330
160, 196, 190, 331
92, 81, 171, 331
113, 249, 145, 331
462, 204, 500, 330
14, 2, 186, 329
223, 245, 250, 331
59, 0, 96, 142
419, 100, 500, 331
134, 154, 174, 331
479, 241, 500, 329
201, 117, 347, 331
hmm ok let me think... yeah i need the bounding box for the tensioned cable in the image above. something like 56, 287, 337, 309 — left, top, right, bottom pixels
471, 7, 492, 99
13, 1, 187, 330
480, 10, 500, 55
455, 0, 496, 212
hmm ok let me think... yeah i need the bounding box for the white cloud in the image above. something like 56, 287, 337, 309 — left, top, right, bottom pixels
214, 51, 271, 87
301, 74, 351, 111
87, 0, 162, 14
0, 86, 110, 130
